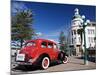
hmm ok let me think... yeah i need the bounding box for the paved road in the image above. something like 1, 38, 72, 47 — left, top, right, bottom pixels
11, 56, 96, 74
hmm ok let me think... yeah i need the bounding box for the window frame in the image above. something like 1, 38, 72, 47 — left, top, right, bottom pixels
48, 42, 53, 49
24, 41, 36, 47
53, 44, 58, 50
41, 41, 47, 48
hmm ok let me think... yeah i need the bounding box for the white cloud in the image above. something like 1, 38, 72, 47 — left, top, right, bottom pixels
35, 31, 60, 43
36, 32, 43, 36
45, 32, 59, 37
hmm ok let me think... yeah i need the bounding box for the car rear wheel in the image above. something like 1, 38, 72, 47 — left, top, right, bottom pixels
62, 56, 68, 64
41, 57, 50, 70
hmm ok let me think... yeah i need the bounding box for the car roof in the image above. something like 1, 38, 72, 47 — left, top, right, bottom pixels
26, 39, 57, 44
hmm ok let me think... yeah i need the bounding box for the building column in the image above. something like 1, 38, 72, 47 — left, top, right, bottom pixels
76, 29, 80, 56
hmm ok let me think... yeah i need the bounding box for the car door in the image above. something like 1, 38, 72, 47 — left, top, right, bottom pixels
47, 42, 56, 60
53, 44, 59, 60
40, 41, 48, 54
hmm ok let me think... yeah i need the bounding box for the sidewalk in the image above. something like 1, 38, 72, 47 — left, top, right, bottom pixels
45, 56, 96, 72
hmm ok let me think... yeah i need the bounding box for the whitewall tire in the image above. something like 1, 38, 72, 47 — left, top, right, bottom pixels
63, 56, 68, 64
41, 57, 50, 70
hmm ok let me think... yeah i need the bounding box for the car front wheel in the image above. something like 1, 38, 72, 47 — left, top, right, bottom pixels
62, 56, 68, 64
41, 57, 50, 70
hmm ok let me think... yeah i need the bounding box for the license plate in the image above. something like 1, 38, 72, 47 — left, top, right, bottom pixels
16, 54, 25, 61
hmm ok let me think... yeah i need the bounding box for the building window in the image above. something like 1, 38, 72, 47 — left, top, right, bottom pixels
92, 30, 95, 34
88, 37, 94, 43
91, 30, 92, 34
88, 37, 91, 43
72, 38, 73, 44
88, 29, 90, 34
91, 30, 93, 34
72, 32, 73, 35
79, 37, 81, 42
91, 37, 92, 43
91, 37, 94, 43
73, 30, 76, 35
91, 29, 94, 34
88, 29, 95, 35
91, 29, 95, 35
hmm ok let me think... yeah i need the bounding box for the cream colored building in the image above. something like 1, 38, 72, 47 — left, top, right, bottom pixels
71, 8, 96, 56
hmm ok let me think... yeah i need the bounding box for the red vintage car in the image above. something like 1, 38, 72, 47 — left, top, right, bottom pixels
16, 39, 68, 69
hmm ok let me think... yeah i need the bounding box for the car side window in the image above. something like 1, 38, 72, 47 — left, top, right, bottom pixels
48, 42, 53, 48
41, 42, 47, 48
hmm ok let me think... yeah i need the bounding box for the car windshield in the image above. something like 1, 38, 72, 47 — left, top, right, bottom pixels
25, 42, 36, 47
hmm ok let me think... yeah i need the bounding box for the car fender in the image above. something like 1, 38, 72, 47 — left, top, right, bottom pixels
58, 51, 68, 61
35, 53, 51, 64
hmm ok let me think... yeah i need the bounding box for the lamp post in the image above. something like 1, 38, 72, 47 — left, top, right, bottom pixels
82, 15, 90, 65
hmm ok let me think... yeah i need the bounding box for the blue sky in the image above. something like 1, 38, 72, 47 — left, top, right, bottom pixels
11, 1, 96, 42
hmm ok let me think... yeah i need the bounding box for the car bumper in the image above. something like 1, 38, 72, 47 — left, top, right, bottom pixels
15, 61, 33, 65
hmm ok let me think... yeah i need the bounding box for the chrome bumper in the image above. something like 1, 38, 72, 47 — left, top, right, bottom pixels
15, 61, 33, 65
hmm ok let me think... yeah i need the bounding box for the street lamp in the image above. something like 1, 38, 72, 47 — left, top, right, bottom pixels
82, 15, 90, 65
